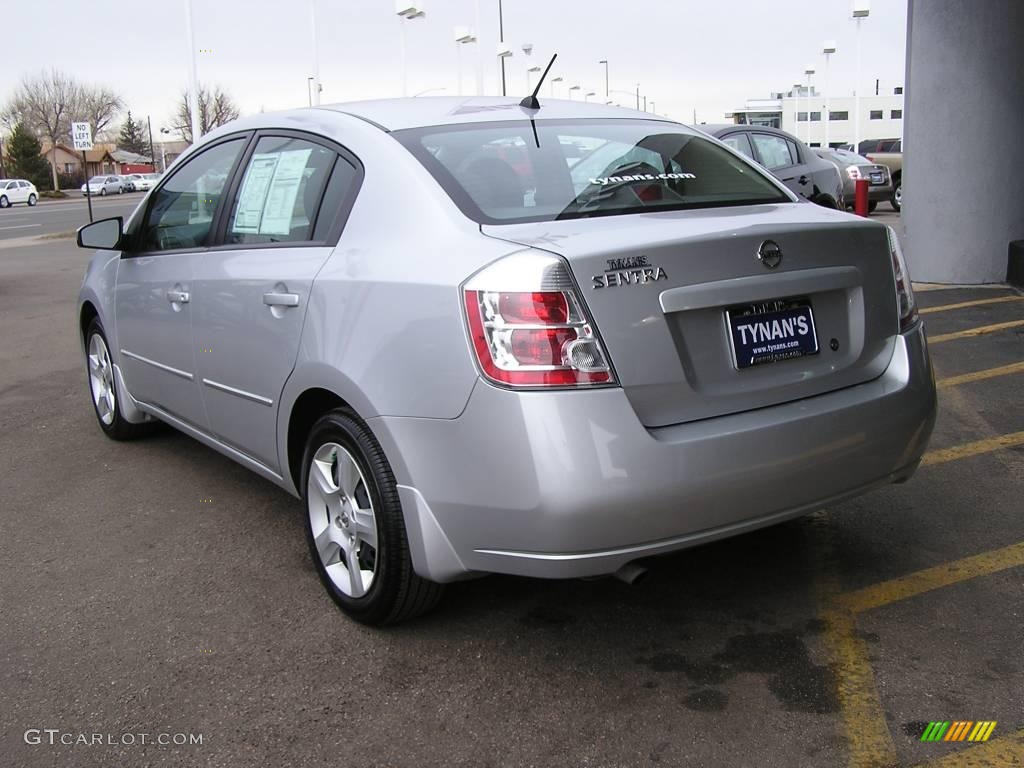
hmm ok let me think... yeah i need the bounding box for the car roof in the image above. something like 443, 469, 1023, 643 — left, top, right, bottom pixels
315, 96, 677, 132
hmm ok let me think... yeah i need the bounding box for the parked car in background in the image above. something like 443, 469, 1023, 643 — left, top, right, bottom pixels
0, 178, 38, 208
121, 174, 145, 192
858, 138, 900, 155
135, 173, 162, 191
815, 149, 892, 213
704, 125, 844, 209
865, 140, 903, 211
76, 98, 934, 625
81, 176, 123, 196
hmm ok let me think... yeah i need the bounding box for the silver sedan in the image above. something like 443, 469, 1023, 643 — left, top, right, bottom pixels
76, 97, 936, 625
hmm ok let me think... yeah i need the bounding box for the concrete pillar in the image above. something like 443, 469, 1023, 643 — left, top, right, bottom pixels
903, 0, 1024, 283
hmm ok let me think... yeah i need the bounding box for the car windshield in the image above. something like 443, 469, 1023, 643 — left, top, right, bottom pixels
89, 177, 106, 183
394, 119, 790, 224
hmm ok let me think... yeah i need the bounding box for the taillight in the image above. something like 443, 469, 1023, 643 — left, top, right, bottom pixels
463, 252, 615, 388
888, 226, 917, 331
845, 165, 862, 180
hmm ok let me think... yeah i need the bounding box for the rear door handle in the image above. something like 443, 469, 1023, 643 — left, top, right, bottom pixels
263, 292, 300, 308
166, 289, 190, 304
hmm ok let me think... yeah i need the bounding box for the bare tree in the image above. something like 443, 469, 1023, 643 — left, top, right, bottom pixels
2, 70, 77, 190
1, 70, 123, 191
172, 84, 241, 144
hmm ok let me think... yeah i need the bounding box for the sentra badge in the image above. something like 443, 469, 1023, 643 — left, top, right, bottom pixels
592, 255, 668, 289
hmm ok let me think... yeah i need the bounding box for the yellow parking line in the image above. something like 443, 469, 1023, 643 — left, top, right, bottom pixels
838, 541, 1024, 614
929, 320, 1024, 343
917, 727, 1024, 767
921, 431, 1024, 466
937, 361, 1024, 389
920, 295, 1024, 314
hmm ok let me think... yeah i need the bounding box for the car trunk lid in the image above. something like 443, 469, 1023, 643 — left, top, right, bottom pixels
481, 202, 898, 427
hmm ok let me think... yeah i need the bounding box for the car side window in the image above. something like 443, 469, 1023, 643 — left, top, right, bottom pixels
750, 133, 795, 170
140, 138, 246, 252
786, 139, 801, 164
226, 136, 336, 245
311, 156, 360, 241
720, 133, 755, 160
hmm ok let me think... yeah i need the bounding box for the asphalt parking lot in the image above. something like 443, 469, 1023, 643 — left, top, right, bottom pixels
1, 233, 1021, 768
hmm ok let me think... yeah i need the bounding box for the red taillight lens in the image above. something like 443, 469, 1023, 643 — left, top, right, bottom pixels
498, 291, 569, 325
887, 226, 917, 331
462, 254, 615, 388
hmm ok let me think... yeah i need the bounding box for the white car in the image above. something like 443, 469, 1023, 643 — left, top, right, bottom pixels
134, 173, 162, 192
0, 178, 39, 208
81, 176, 123, 196
121, 174, 144, 192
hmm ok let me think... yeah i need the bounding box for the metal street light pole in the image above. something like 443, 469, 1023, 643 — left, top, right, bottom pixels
793, 82, 802, 136
307, 77, 314, 106
804, 66, 816, 144
568, 84, 581, 100
397, 4, 426, 98
650, 100, 655, 114
635, 83, 640, 110
599, 59, 609, 98
498, 0, 506, 96
309, 0, 321, 105
822, 40, 836, 148
585, 91, 595, 103
474, 0, 483, 95
853, 1, 870, 152
550, 76, 563, 97
183, 0, 201, 143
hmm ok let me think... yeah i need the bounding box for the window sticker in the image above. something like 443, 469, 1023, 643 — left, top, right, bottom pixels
259, 149, 312, 235
232, 154, 279, 234
589, 172, 696, 185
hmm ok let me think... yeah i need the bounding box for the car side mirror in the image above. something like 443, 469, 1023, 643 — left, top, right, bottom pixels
77, 216, 124, 250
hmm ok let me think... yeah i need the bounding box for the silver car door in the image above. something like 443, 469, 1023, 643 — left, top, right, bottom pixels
191, 134, 361, 470
115, 136, 248, 428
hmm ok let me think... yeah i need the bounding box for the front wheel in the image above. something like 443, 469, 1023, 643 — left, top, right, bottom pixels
302, 408, 443, 625
85, 319, 155, 440
99, 188, 107, 196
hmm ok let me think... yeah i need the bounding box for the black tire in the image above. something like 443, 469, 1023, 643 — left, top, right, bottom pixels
0, 195, 8, 208
813, 193, 839, 210
867, 201, 877, 213
85, 319, 156, 441
302, 408, 443, 625
27, 194, 37, 206
890, 176, 902, 211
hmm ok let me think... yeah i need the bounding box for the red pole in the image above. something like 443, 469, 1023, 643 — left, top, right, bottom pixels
854, 178, 869, 217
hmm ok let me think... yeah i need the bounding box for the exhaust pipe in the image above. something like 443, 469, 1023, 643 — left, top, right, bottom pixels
613, 562, 648, 586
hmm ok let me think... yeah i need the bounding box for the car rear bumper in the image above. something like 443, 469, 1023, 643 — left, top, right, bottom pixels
370, 322, 936, 582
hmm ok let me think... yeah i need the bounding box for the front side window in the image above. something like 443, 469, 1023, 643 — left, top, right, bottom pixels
394, 120, 788, 224
140, 138, 245, 252
226, 136, 337, 245
720, 132, 755, 160
750, 133, 795, 170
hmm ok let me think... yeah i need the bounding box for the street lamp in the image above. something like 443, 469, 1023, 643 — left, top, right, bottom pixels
497, 0, 508, 95
822, 40, 837, 148
568, 84, 581, 100
804, 65, 816, 144
650, 100, 656, 114
852, 0, 870, 152
454, 26, 477, 95
526, 65, 541, 92
550, 75, 563, 97
584, 91, 596, 102
598, 59, 609, 98
396, 2, 427, 98
306, 76, 315, 107
793, 82, 803, 137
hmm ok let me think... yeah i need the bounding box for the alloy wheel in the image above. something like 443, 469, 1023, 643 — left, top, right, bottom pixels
307, 442, 379, 598
87, 333, 116, 425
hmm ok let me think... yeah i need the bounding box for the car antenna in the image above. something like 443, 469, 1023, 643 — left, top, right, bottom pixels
519, 53, 557, 110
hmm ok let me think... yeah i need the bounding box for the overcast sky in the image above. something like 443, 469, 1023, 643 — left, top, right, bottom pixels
5, 0, 907, 137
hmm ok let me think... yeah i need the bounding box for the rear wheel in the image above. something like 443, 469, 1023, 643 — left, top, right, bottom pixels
890, 177, 902, 211
302, 408, 443, 625
867, 201, 878, 213
85, 319, 155, 440
27, 194, 37, 206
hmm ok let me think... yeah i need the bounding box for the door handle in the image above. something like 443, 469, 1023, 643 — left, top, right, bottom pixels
263, 292, 300, 308
798, 175, 809, 185
166, 289, 190, 304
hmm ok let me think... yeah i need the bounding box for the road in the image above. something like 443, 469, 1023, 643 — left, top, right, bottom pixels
1, 237, 1022, 767
0, 193, 142, 240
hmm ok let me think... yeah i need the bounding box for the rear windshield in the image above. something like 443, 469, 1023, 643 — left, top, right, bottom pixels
394, 119, 790, 224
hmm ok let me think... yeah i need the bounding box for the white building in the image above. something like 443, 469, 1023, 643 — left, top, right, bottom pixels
728, 83, 906, 151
